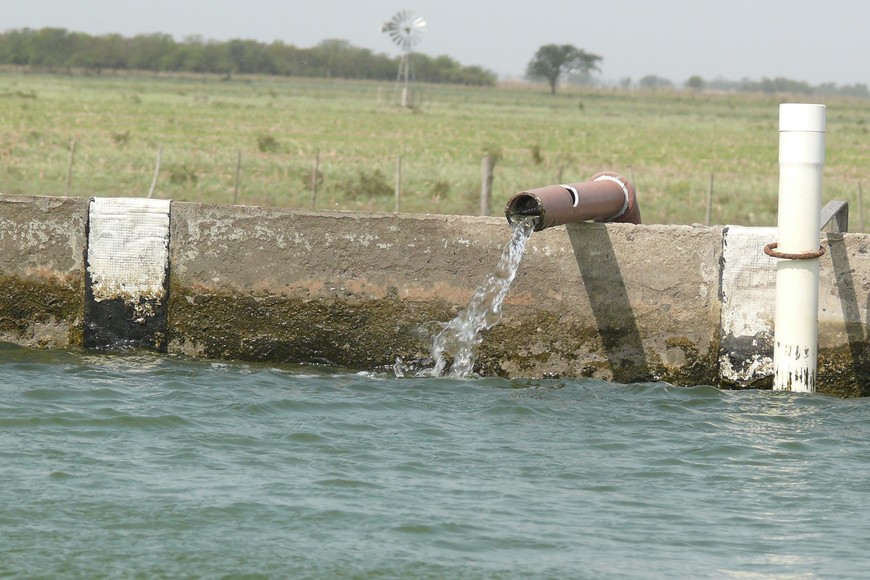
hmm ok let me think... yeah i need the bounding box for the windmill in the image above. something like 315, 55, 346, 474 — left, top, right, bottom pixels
381, 10, 426, 107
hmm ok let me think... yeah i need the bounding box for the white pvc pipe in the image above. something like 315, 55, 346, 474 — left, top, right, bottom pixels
772, 103, 826, 392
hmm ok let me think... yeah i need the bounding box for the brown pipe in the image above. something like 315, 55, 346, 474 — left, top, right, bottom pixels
505, 171, 640, 231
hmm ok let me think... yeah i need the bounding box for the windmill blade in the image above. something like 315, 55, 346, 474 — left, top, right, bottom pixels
382, 10, 426, 50
381, 10, 411, 33
388, 29, 407, 48
393, 10, 414, 26
409, 16, 426, 31
405, 17, 426, 48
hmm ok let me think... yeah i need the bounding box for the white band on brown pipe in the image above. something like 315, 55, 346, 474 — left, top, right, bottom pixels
560, 184, 580, 208
592, 174, 630, 221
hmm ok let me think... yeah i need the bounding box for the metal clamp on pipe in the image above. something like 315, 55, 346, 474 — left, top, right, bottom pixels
505, 171, 641, 231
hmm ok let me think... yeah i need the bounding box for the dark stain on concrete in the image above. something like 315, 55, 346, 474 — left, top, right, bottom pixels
474, 310, 720, 386
817, 345, 870, 397
167, 285, 453, 369
0, 273, 83, 347
656, 335, 721, 387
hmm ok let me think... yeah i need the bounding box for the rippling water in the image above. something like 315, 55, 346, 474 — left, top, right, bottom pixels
2, 342, 870, 578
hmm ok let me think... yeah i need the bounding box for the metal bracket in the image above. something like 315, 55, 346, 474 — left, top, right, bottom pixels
821, 200, 849, 232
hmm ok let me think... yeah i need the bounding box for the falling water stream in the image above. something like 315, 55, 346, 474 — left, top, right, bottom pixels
426, 217, 535, 377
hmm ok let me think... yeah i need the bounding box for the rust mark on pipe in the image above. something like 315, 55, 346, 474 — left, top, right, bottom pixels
505, 172, 640, 231
763, 242, 825, 260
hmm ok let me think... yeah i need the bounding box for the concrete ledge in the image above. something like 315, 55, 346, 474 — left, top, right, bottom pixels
2, 194, 869, 396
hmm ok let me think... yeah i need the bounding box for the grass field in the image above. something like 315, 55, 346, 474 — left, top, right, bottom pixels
1, 71, 868, 228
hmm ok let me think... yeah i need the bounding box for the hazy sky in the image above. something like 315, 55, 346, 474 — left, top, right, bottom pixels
5, 0, 869, 86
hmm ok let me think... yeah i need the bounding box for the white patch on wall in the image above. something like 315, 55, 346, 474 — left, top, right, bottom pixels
718, 226, 778, 385
87, 198, 171, 304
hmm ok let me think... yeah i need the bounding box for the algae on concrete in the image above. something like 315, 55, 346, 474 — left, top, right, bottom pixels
0, 274, 84, 348
167, 284, 453, 369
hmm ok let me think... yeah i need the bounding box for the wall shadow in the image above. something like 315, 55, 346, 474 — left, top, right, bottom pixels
825, 233, 869, 395
567, 223, 650, 383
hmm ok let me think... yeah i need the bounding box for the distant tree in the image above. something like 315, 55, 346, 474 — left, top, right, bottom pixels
525, 44, 601, 94
832, 83, 869, 98
226, 38, 273, 75
127, 34, 177, 72
414, 54, 497, 85
686, 75, 705, 91
31, 28, 75, 70
639, 74, 674, 90
741, 76, 812, 95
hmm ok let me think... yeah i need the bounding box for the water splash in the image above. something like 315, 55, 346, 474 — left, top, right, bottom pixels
426, 218, 535, 377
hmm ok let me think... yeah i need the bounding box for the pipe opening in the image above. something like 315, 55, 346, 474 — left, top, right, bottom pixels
506, 193, 543, 221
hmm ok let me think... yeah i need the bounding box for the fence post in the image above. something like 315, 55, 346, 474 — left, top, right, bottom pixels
147, 145, 162, 199
233, 150, 242, 204
311, 151, 320, 210
705, 172, 714, 225
65, 139, 76, 195
395, 155, 402, 213
480, 154, 494, 216
858, 181, 865, 232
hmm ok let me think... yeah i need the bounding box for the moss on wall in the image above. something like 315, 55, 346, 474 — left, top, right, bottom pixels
0, 274, 83, 347
167, 284, 455, 369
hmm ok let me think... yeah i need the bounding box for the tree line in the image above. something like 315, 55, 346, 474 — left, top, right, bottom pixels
0, 28, 497, 85
523, 43, 868, 99
670, 75, 868, 97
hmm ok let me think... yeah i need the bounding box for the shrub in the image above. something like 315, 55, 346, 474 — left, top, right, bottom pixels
340, 169, 392, 200
257, 134, 279, 153
427, 178, 451, 199
169, 164, 198, 185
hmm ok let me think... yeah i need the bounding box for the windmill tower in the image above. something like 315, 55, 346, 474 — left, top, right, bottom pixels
381, 10, 426, 108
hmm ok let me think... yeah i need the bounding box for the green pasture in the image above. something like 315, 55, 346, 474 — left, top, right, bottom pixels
1, 72, 867, 228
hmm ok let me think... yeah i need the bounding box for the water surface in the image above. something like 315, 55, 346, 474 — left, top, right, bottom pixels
2, 343, 869, 578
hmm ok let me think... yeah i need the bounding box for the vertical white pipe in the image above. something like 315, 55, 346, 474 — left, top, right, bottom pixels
772, 103, 826, 392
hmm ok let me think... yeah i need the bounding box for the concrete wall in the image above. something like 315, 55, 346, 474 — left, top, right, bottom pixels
0, 196, 87, 348
1, 194, 869, 396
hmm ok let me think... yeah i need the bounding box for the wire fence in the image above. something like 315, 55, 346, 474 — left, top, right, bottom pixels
21, 138, 867, 231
